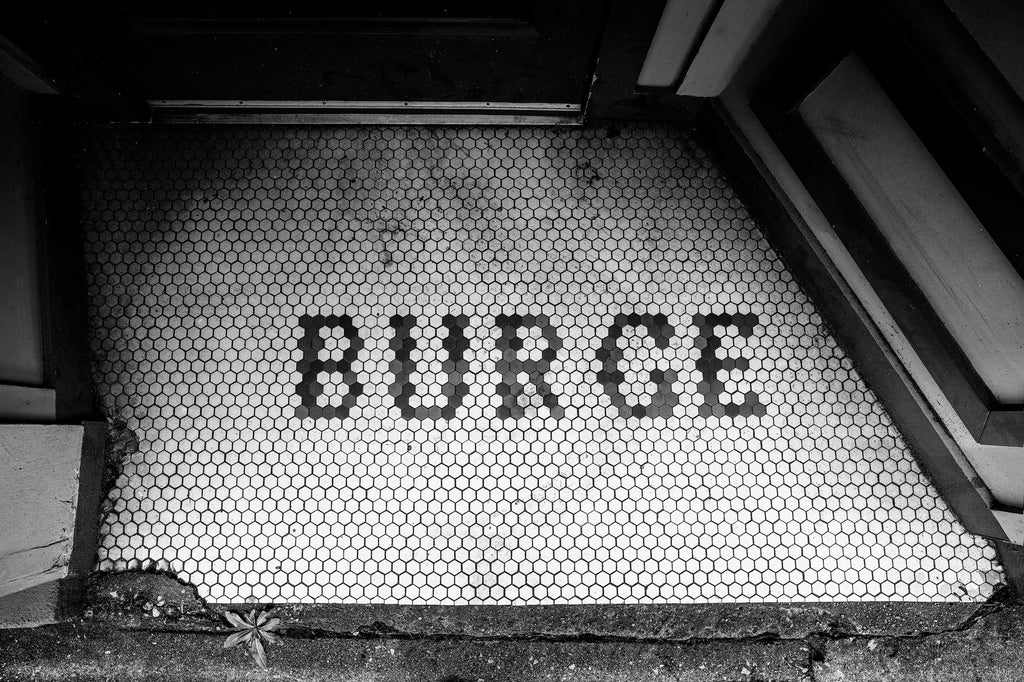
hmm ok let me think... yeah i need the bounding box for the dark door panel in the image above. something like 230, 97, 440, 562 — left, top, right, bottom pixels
30, 1, 607, 104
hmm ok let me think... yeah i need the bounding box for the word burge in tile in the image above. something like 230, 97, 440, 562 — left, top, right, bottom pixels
293, 311, 767, 421
83, 125, 1003, 605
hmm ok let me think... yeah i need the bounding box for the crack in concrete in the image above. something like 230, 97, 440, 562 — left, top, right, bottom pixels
280, 596, 1005, 647
793, 593, 1012, 682
85, 582, 1012, 649
107, 600, 1005, 647
3, 539, 68, 559
22, 595, 1016, 682
83, 566, 1015, 682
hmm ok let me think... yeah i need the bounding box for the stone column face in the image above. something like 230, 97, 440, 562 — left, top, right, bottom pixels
0, 425, 90, 627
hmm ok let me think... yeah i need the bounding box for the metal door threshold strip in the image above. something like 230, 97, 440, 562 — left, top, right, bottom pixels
148, 100, 582, 125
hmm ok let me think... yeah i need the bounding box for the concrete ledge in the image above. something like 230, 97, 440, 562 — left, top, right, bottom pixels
0, 621, 813, 682
8, 575, 1024, 681
0, 422, 106, 628
813, 603, 1024, 682
3, 605, 1024, 682
0, 385, 56, 422
248, 602, 987, 641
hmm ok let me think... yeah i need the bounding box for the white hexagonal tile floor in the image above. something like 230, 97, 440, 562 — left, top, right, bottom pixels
82, 125, 1004, 604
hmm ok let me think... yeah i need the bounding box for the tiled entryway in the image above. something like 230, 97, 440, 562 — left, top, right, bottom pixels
82, 125, 1003, 603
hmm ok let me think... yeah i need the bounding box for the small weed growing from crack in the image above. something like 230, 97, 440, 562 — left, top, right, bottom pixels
223, 609, 283, 670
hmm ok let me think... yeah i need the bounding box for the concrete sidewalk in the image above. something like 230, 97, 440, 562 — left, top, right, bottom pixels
1, 574, 1022, 681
